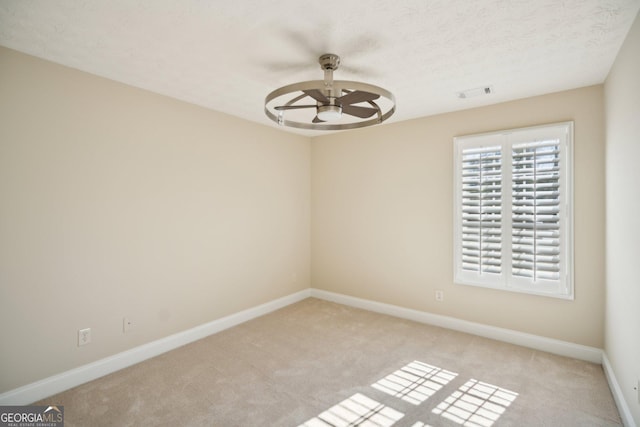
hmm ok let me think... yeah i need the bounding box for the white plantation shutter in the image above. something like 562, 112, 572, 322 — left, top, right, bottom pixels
454, 122, 573, 299
461, 146, 502, 275
511, 140, 561, 281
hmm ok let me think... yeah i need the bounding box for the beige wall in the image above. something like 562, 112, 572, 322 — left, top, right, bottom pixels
604, 11, 640, 426
0, 47, 311, 393
312, 85, 605, 348
0, 42, 613, 397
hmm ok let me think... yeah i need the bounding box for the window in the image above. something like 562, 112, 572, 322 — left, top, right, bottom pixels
453, 122, 573, 299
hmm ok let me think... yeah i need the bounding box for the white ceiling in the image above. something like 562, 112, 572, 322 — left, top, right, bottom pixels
1, 1, 638, 136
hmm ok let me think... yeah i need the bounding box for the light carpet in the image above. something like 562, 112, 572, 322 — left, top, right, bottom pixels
35, 298, 621, 426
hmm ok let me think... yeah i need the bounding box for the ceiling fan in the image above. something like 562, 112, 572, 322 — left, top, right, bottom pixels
264, 53, 396, 131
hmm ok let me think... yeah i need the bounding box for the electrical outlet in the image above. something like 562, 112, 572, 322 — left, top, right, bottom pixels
123, 317, 133, 333
78, 328, 91, 346
435, 290, 444, 302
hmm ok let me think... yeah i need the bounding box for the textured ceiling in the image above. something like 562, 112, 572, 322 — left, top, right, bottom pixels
1, 1, 639, 136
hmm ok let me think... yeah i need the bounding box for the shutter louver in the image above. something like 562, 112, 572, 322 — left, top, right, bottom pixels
461, 146, 502, 275
511, 140, 561, 281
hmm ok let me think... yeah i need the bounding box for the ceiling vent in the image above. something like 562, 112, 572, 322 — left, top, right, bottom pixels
457, 86, 493, 99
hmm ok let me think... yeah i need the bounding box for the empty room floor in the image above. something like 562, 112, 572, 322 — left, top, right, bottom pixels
36, 298, 621, 426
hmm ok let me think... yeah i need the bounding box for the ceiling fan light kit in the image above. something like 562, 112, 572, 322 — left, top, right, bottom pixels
317, 104, 342, 122
264, 53, 396, 131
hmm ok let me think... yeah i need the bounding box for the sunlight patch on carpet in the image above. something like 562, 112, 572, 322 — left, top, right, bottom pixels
371, 360, 458, 405
431, 378, 518, 427
299, 392, 404, 427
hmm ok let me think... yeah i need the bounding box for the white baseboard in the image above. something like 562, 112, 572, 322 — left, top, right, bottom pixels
0, 289, 311, 406
0, 287, 607, 407
310, 288, 603, 364
602, 353, 637, 427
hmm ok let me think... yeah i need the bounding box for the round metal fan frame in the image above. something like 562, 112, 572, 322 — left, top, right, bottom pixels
264, 55, 396, 131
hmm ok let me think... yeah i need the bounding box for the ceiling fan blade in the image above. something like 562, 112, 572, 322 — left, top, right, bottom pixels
312, 116, 325, 123
338, 90, 380, 105
274, 105, 317, 111
304, 89, 329, 104
342, 104, 378, 118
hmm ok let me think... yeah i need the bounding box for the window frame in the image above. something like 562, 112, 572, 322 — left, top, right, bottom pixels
453, 122, 574, 300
